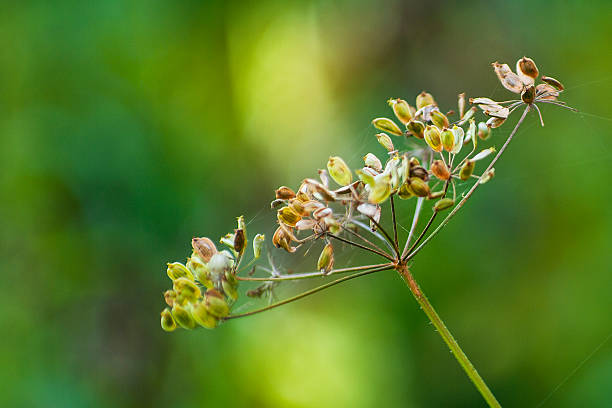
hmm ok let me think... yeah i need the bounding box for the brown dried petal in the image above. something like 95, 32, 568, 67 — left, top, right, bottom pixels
492, 62, 524, 94
295, 218, 317, 231
312, 206, 333, 220
275, 186, 296, 200
192, 237, 217, 263
516, 57, 539, 82
536, 83, 559, 101
541, 76, 564, 91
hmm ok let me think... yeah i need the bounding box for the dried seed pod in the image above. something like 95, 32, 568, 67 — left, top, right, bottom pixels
458, 93, 466, 119
233, 228, 246, 255
441, 129, 455, 152
161, 308, 177, 332
253, 234, 265, 259
434, 198, 455, 212
172, 303, 197, 329
459, 160, 475, 181
431, 160, 450, 180
318, 169, 329, 187
317, 243, 334, 274
458, 106, 476, 125
270, 199, 285, 209
486, 116, 506, 129
275, 186, 296, 200
277, 206, 301, 227
313, 206, 333, 220
302, 178, 336, 201
388, 98, 413, 124
173, 277, 201, 303
327, 156, 353, 186
535, 83, 559, 100
429, 190, 445, 199
272, 226, 297, 253
431, 110, 450, 130
480, 168, 495, 184
192, 237, 217, 263
372, 117, 403, 136
192, 301, 218, 329
357, 203, 379, 218
408, 177, 430, 197
222, 273, 238, 301
409, 166, 429, 181
296, 218, 317, 231
541, 76, 564, 91
287, 198, 307, 216
167, 262, 194, 281
516, 56, 539, 85
302, 200, 324, 213
376, 133, 395, 151
398, 183, 414, 199
472, 147, 496, 161
406, 119, 425, 139
492, 62, 524, 93
424, 125, 443, 152
368, 172, 392, 203
521, 85, 536, 104
164, 290, 177, 307
416, 91, 436, 109
363, 153, 383, 172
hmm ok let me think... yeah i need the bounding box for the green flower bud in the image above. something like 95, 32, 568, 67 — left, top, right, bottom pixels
451, 125, 464, 154
416, 91, 436, 109
368, 172, 392, 204
363, 153, 382, 172
459, 160, 475, 181
431, 110, 450, 130
173, 277, 201, 303
327, 156, 353, 186
253, 233, 265, 259
406, 120, 425, 139
480, 168, 495, 184
477, 121, 490, 140
409, 166, 429, 181
206, 290, 230, 318
407, 177, 430, 197
222, 272, 239, 301
441, 129, 455, 152
388, 98, 413, 124
372, 117, 403, 136
192, 301, 219, 329
161, 308, 177, 332
434, 198, 455, 212
376, 133, 395, 151
424, 125, 443, 152
429, 190, 445, 199
431, 160, 450, 180
187, 255, 213, 288
398, 183, 414, 199
167, 262, 194, 281
277, 206, 301, 227
172, 303, 197, 329
472, 147, 496, 162
317, 243, 334, 274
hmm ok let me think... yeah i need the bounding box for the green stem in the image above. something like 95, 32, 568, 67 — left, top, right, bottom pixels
397, 264, 501, 408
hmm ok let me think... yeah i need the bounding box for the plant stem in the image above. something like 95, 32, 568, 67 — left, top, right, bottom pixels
225, 264, 394, 320
406, 105, 530, 261
397, 264, 501, 408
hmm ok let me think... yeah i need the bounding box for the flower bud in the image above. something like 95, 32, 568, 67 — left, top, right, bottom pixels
172, 303, 197, 329
372, 117, 403, 136
406, 120, 425, 139
327, 156, 353, 186
206, 289, 230, 318
434, 198, 455, 212
368, 172, 392, 203
428, 190, 445, 199
173, 277, 201, 303
187, 255, 213, 288
480, 168, 495, 184
253, 233, 265, 259
277, 206, 301, 227
424, 125, 443, 152
485, 117, 505, 129
167, 262, 194, 281
398, 183, 414, 199
161, 308, 177, 332
317, 243, 334, 274
451, 125, 464, 154
363, 153, 383, 172
164, 290, 177, 307
431, 160, 450, 180
388, 98, 413, 124
222, 272, 238, 301
477, 121, 490, 139
275, 186, 296, 200
192, 237, 217, 263
191, 301, 218, 329
416, 91, 436, 109
459, 160, 475, 181
521, 85, 535, 104
431, 110, 450, 130
472, 147, 496, 161
376, 133, 395, 151
440, 129, 454, 152
408, 177, 430, 197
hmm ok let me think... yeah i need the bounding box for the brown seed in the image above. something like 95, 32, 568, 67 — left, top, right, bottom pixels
516, 57, 539, 81
431, 160, 450, 180
192, 237, 217, 263
521, 85, 536, 104
275, 186, 296, 200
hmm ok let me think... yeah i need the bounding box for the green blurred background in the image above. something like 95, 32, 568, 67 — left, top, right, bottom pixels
1, 1, 611, 407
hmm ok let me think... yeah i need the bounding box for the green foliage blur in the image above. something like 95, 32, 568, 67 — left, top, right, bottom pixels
1, 1, 611, 407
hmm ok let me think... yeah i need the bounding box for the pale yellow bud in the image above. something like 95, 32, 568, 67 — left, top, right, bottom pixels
363, 153, 383, 172
388, 98, 413, 124
161, 308, 177, 332
167, 262, 194, 281
416, 91, 436, 109
372, 117, 403, 136
172, 303, 197, 329
441, 129, 455, 152
431, 110, 450, 130
376, 133, 395, 151
406, 120, 425, 139
317, 243, 334, 274
424, 125, 443, 152
327, 156, 353, 186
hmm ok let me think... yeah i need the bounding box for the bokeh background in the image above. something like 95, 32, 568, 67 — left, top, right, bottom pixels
1, 1, 611, 407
